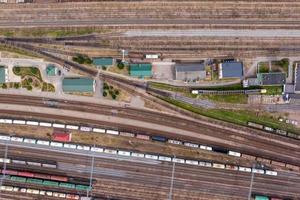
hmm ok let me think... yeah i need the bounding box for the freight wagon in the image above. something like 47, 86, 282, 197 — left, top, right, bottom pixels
151, 135, 167, 142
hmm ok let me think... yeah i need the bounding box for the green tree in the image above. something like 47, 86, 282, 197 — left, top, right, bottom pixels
30, 67, 38, 75
27, 85, 32, 91
103, 91, 107, 97
112, 94, 117, 100
115, 89, 119, 95
103, 82, 109, 90
14, 67, 21, 74
102, 66, 107, 70
28, 77, 33, 83
117, 63, 125, 70
14, 83, 20, 89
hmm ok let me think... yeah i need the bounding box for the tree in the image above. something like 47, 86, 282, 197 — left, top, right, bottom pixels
103, 91, 107, 97
115, 89, 119, 95
14, 83, 20, 89
117, 62, 125, 70
28, 77, 33, 83
30, 67, 38, 75
111, 94, 117, 100
102, 66, 107, 70
27, 85, 32, 91
103, 82, 109, 90
14, 67, 20, 74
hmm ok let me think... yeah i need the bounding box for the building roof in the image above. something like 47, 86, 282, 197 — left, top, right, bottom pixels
46, 65, 57, 76
93, 57, 113, 66
257, 72, 286, 85
62, 77, 95, 93
0, 67, 6, 83
175, 63, 205, 72
129, 63, 152, 78
221, 62, 243, 78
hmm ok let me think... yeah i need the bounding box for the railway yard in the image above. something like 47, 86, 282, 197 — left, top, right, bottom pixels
0, 0, 299, 200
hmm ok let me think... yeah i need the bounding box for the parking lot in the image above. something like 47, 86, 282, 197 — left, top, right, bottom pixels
152, 61, 175, 80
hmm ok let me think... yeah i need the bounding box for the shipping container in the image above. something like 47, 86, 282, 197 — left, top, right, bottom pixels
136, 134, 150, 140
26, 121, 39, 126
106, 129, 119, 135
212, 147, 228, 154
80, 126, 92, 132
265, 170, 277, 176
158, 156, 172, 162
64, 143, 77, 149
213, 163, 225, 169
39, 122, 52, 127
104, 149, 117, 154
66, 194, 80, 200
200, 145, 212, 151
168, 139, 182, 145
131, 152, 145, 158
145, 154, 158, 160
20, 188, 27, 193
92, 128, 106, 133
39, 190, 46, 195
184, 142, 199, 148
264, 127, 274, 132
0, 158, 11, 163
50, 142, 63, 147
145, 54, 159, 59
46, 191, 53, 196
185, 160, 198, 165
91, 147, 103, 153
252, 169, 265, 174
13, 120, 26, 125
53, 123, 65, 129
228, 151, 241, 157
120, 132, 135, 137
37, 140, 50, 146
238, 167, 252, 173
2, 119, 12, 124
24, 138, 36, 144
225, 164, 239, 170
255, 195, 269, 200
118, 150, 131, 156
151, 136, 167, 142
172, 158, 185, 163
11, 137, 23, 142
66, 125, 79, 130
275, 129, 287, 136
0, 135, 10, 141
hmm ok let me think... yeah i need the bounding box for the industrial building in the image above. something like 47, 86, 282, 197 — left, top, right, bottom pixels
0, 66, 8, 84
219, 62, 243, 79
62, 77, 95, 93
129, 63, 152, 78
93, 57, 114, 67
257, 72, 286, 86
175, 62, 206, 81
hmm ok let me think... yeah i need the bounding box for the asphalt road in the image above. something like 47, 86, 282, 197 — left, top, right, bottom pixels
0, 142, 299, 200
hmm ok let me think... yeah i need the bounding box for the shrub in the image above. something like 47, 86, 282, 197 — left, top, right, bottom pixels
109, 85, 114, 90
1, 83, 7, 89
27, 85, 32, 91
14, 83, 20, 89
102, 66, 107, 70
30, 67, 38, 75
14, 67, 20, 74
112, 94, 117, 100
103, 82, 109, 90
103, 91, 107, 97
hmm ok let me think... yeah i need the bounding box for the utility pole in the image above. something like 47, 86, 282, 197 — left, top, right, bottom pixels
168, 156, 176, 200
86, 144, 95, 199
248, 165, 255, 200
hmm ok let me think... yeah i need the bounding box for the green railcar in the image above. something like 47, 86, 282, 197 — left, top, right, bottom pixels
255, 195, 269, 200
43, 180, 59, 187
10, 176, 26, 182
75, 184, 91, 191
27, 178, 43, 184
59, 182, 76, 189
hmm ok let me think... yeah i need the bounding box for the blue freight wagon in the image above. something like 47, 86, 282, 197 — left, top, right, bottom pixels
151, 136, 167, 142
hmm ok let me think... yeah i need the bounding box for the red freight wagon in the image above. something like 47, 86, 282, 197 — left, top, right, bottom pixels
2, 170, 18, 175
18, 171, 34, 178
34, 173, 51, 180
50, 175, 68, 182
53, 132, 71, 142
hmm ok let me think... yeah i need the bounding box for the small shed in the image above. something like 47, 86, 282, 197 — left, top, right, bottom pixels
0, 66, 8, 84
175, 62, 206, 81
62, 77, 95, 93
46, 65, 58, 76
129, 63, 152, 78
93, 57, 114, 67
219, 62, 243, 79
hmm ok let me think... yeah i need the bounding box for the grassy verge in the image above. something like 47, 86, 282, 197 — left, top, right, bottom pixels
199, 94, 248, 104
261, 86, 283, 95
0, 27, 110, 38
0, 44, 40, 58
160, 96, 300, 134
